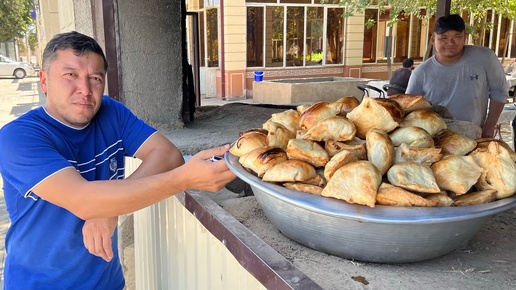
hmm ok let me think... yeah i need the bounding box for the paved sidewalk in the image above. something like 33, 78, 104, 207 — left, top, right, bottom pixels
0, 76, 45, 288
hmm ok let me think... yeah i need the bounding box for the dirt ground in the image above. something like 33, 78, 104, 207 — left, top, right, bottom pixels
161, 102, 516, 290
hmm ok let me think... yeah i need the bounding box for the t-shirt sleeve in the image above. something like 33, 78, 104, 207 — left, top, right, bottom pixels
105, 97, 158, 157
0, 121, 73, 198
485, 50, 509, 103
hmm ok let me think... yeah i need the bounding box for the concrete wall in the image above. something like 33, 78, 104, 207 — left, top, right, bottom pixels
117, 0, 184, 128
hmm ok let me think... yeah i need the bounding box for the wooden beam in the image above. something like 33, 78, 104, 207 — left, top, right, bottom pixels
436, 0, 451, 18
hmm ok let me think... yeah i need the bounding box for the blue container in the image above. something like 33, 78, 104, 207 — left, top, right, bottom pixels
254, 71, 264, 82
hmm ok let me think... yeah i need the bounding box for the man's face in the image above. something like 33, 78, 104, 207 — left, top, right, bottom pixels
432, 30, 466, 62
40, 49, 106, 128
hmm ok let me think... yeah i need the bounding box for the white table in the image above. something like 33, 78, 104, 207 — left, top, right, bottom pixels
365, 80, 389, 98
506, 76, 516, 88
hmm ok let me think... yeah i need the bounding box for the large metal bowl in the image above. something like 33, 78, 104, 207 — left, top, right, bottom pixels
225, 152, 516, 263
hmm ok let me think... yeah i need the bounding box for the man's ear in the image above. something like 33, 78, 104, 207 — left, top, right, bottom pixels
39, 69, 48, 94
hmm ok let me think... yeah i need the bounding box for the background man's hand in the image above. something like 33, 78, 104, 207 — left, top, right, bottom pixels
82, 217, 119, 262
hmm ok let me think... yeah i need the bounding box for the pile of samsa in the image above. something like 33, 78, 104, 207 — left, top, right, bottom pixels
229, 95, 516, 208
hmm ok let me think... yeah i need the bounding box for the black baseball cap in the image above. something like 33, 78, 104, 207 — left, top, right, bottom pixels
434, 14, 465, 34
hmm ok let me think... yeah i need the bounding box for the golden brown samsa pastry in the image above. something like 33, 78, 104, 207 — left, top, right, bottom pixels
387, 162, 441, 194
229, 132, 268, 157
425, 192, 454, 207
476, 138, 516, 162
324, 138, 367, 159
323, 150, 358, 180
387, 94, 432, 113
286, 139, 329, 167
264, 109, 300, 134
299, 101, 343, 130
303, 174, 327, 187
321, 161, 382, 208
262, 159, 317, 183
239, 146, 287, 177
296, 104, 312, 115
265, 121, 296, 150
347, 96, 400, 139
239, 128, 268, 137
394, 143, 443, 167
335, 96, 360, 114
434, 130, 477, 156
400, 110, 447, 136
283, 182, 324, 196
469, 142, 516, 199
376, 183, 438, 207
374, 98, 404, 124
366, 129, 394, 175
302, 116, 356, 142
452, 189, 497, 206
389, 126, 434, 148
431, 155, 483, 195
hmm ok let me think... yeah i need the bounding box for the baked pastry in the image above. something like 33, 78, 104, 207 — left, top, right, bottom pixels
335, 96, 360, 114
283, 182, 324, 196
239, 146, 287, 177
229, 132, 268, 157
299, 101, 343, 130
425, 192, 454, 207
376, 182, 438, 207
452, 189, 497, 206
323, 149, 358, 180
239, 128, 268, 137
324, 138, 367, 159
394, 143, 443, 167
262, 159, 317, 183
346, 96, 400, 138
321, 160, 382, 208
286, 139, 330, 167
374, 98, 404, 123
469, 141, 516, 199
431, 155, 483, 195
265, 121, 296, 150
387, 94, 431, 113
475, 138, 516, 162
265, 109, 300, 134
387, 162, 441, 194
389, 126, 434, 148
434, 130, 477, 156
366, 129, 394, 175
301, 115, 356, 142
400, 109, 447, 136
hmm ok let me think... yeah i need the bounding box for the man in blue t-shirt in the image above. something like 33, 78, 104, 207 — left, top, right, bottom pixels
0, 31, 236, 289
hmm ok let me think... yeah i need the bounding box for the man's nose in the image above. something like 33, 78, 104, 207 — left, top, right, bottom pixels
75, 77, 92, 96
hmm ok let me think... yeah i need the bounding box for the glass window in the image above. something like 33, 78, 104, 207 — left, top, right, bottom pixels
206, 8, 219, 67
394, 12, 409, 62
363, 9, 378, 62
265, 6, 284, 67
326, 8, 344, 64
286, 6, 305, 67
498, 16, 511, 57
247, 7, 264, 67
306, 7, 324, 66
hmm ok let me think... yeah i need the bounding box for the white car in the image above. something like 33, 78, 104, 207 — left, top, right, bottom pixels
0, 55, 36, 79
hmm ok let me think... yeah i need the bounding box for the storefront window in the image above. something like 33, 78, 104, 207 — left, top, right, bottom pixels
265, 6, 284, 67
306, 7, 324, 66
206, 8, 219, 67
363, 9, 378, 62
247, 7, 264, 67
286, 6, 305, 67
325, 8, 344, 64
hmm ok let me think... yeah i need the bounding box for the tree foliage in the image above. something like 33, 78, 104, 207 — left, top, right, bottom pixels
0, 0, 34, 42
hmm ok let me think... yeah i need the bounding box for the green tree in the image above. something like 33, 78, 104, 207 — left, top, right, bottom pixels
0, 0, 34, 42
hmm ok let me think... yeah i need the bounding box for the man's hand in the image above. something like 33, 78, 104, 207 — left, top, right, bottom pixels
82, 217, 119, 262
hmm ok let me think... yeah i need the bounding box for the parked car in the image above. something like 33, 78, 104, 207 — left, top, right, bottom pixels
0, 55, 36, 79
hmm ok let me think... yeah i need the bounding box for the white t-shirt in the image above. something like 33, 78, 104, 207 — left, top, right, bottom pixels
406, 45, 508, 126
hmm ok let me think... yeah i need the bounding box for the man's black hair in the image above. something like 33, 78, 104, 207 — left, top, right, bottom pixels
402, 58, 414, 68
42, 31, 108, 71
